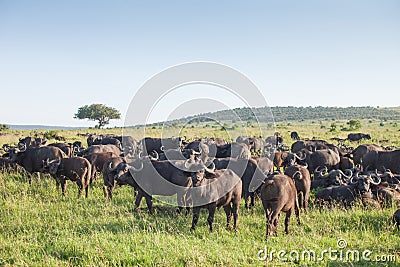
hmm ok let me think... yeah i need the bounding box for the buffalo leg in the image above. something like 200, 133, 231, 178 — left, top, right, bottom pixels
191, 206, 201, 231
85, 181, 89, 198
61, 179, 67, 197
77, 180, 83, 198
144, 195, 153, 214
135, 191, 144, 208
232, 201, 240, 231
284, 209, 293, 234
250, 192, 255, 207
207, 203, 216, 232
223, 204, 233, 230
36, 172, 41, 184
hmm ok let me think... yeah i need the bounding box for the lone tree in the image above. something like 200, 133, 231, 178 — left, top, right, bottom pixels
74, 104, 121, 128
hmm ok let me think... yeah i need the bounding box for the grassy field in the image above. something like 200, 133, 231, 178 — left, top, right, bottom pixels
0, 120, 400, 266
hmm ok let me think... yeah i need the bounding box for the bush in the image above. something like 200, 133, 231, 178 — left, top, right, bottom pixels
0, 124, 10, 131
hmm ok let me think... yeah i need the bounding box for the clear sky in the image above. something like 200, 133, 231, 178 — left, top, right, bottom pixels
0, 1, 399, 127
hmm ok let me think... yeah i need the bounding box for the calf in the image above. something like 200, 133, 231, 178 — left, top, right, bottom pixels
284, 164, 311, 213
44, 157, 92, 198
261, 173, 300, 237
189, 167, 242, 232
393, 209, 400, 231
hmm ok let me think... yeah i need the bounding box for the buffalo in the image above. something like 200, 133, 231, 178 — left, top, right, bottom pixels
284, 165, 311, 213
9, 145, 67, 184
261, 173, 300, 237
44, 157, 92, 198
186, 162, 242, 232
347, 133, 371, 142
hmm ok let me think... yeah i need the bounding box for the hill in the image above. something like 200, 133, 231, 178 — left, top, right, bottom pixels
151, 106, 400, 126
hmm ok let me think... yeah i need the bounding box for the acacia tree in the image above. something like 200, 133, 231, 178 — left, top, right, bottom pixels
74, 104, 121, 128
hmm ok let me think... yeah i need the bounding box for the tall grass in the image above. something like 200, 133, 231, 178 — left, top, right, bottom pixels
0, 171, 399, 266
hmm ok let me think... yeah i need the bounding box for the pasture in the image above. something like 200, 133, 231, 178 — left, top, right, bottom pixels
0, 119, 400, 266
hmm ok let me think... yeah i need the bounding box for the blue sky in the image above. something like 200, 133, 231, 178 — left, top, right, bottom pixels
0, 1, 399, 127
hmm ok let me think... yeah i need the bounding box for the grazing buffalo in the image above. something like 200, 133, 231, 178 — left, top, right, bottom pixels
290, 131, 300, 140
44, 157, 92, 198
362, 150, 400, 173
9, 145, 67, 184
84, 152, 119, 183
347, 133, 371, 142
186, 162, 242, 232
284, 165, 311, 213
261, 173, 300, 237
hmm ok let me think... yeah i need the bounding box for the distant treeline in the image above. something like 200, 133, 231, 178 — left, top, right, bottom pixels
157, 106, 400, 126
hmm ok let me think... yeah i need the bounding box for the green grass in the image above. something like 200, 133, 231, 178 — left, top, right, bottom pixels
0, 171, 399, 266
1, 121, 400, 266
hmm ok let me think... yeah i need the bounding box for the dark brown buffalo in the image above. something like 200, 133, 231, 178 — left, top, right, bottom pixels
347, 133, 371, 142
273, 151, 289, 170
186, 164, 242, 232
140, 137, 183, 154
339, 156, 355, 172
362, 150, 400, 173
284, 165, 311, 213
48, 143, 73, 157
116, 158, 192, 213
102, 157, 126, 199
44, 157, 92, 198
290, 131, 300, 140
300, 149, 340, 173
84, 152, 119, 183
315, 174, 380, 207
261, 173, 300, 237
9, 146, 67, 184
18, 136, 47, 148
351, 144, 383, 166
216, 142, 251, 159
213, 157, 265, 208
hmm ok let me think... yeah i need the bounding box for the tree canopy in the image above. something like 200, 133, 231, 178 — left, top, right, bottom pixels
74, 104, 121, 128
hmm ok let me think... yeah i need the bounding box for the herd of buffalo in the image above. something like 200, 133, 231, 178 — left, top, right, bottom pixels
1, 132, 400, 236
